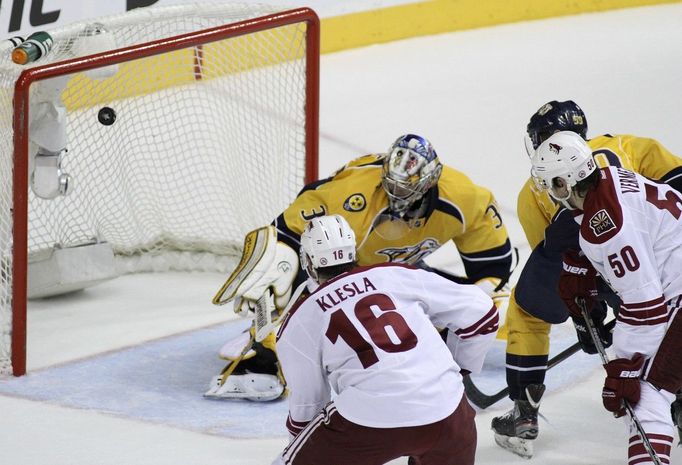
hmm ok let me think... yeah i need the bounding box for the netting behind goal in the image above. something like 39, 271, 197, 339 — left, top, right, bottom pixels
0, 3, 320, 376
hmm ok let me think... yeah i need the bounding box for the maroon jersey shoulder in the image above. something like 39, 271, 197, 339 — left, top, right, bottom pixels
580, 168, 624, 244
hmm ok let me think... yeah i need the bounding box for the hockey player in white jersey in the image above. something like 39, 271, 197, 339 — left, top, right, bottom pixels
531, 131, 682, 464
271, 214, 498, 465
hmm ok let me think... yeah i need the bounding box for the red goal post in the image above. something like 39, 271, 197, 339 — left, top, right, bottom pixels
1, 4, 320, 376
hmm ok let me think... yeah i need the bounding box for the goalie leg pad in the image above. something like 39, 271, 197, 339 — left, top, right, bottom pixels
205, 328, 286, 401
218, 329, 256, 361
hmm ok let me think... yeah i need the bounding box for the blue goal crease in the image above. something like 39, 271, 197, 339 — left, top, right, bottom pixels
0, 319, 289, 438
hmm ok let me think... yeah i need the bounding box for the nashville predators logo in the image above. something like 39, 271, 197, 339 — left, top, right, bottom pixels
377, 238, 440, 264
589, 209, 616, 236
343, 193, 366, 212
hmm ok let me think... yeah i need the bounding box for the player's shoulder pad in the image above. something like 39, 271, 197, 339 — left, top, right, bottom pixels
336, 153, 384, 172
580, 167, 623, 244
438, 165, 492, 209
588, 133, 615, 143
440, 164, 476, 187
436, 165, 477, 202
518, 177, 540, 206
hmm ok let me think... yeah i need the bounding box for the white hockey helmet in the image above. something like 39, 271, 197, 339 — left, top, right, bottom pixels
530, 131, 596, 206
381, 134, 442, 217
300, 214, 357, 282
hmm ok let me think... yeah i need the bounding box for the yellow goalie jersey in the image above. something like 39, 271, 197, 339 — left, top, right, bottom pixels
274, 154, 512, 282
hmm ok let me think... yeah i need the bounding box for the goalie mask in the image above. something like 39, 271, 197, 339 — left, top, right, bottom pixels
526, 100, 588, 153
531, 131, 596, 208
381, 134, 443, 217
300, 214, 357, 283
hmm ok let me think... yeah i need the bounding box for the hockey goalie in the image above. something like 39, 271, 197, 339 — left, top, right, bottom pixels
206, 224, 304, 401
204, 133, 514, 401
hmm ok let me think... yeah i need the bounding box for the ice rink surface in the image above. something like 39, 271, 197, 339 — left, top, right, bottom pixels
2, 4, 682, 464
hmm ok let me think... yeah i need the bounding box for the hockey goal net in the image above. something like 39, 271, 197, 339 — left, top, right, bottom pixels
0, 3, 319, 376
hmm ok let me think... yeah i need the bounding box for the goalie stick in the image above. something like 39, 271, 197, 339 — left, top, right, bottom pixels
464, 318, 616, 410
254, 280, 307, 342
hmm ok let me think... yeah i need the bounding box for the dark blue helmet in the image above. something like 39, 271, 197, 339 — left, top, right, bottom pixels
526, 100, 588, 150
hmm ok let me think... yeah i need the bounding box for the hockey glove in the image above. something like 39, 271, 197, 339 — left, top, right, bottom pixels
558, 249, 599, 318
602, 353, 645, 417
570, 303, 612, 355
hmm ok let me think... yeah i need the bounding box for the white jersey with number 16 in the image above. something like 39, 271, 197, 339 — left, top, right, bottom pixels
276, 262, 497, 436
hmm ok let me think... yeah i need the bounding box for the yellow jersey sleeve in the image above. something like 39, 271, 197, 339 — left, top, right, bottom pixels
517, 179, 557, 250
619, 135, 682, 180
434, 167, 508, 254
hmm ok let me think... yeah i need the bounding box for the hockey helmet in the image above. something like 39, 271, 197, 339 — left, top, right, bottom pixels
300, 214, 356, 282
531, 131, 596, 206
381, 134, 442, 217
526, 100, 588, 151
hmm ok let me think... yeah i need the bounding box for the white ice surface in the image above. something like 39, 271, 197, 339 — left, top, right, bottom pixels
2, 4, 682, 464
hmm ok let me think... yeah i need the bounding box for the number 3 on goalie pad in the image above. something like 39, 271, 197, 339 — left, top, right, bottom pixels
213, 225, 298, 320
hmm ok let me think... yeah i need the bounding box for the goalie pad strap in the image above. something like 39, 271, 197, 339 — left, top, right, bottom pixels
218, 329, 256, 360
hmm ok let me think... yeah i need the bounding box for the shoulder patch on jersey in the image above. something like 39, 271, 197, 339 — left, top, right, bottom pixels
343, 193, 366, 212
588, 209, 616, 237
581, 167, 623, 244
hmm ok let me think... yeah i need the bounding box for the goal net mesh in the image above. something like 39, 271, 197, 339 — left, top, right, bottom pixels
0, 2, 317, 375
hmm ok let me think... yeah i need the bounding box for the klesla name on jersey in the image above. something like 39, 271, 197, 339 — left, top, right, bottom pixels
315, 277, 377, 311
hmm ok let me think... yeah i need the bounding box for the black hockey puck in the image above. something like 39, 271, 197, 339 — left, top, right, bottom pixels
98, 106, 116, 126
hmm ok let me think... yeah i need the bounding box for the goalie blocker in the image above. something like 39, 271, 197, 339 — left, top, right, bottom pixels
206, 225, 301, 401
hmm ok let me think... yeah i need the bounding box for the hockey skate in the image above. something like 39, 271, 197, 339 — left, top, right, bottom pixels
491, 384, 546, 458
205, 331, 286, 402
205, 364, 285, 401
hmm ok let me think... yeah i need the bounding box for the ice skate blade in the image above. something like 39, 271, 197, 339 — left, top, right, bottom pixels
494, 433, 534, 459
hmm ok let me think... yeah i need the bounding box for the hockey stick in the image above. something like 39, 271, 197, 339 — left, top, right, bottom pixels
254, 281, 307, 342
578, 298, 662, 465
464, 318, 616, 410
